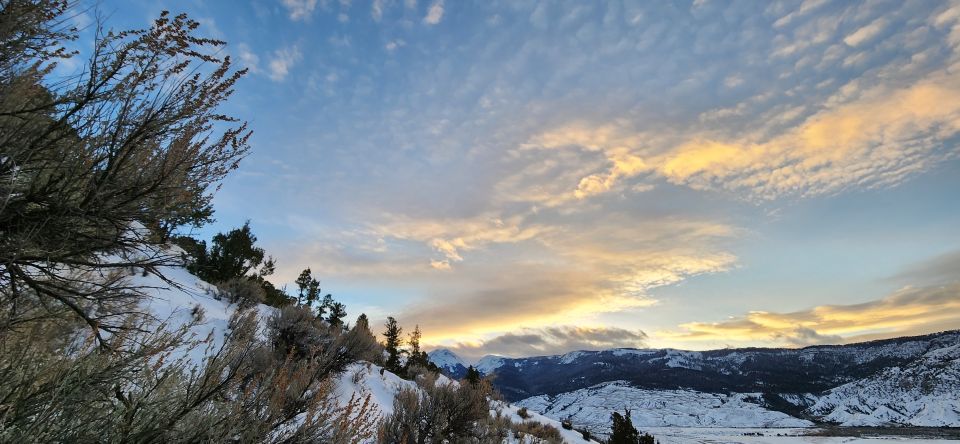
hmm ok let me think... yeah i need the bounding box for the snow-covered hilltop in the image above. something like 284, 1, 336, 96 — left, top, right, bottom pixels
430, 331, 960, 431
427, 349, 468, 378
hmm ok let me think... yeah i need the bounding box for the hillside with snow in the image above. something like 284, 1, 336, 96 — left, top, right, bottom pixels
430, 330, 960, 430
518, 381, 811, 438
133, 249, 592, 443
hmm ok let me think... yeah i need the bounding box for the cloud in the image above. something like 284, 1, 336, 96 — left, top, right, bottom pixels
423, 0, 444, 25
385, 39, 405, 52
525, 69, 960, 202
659, 283, 960, 347
281, 0, 319, 21
435, 326, 648, 361
371, 0, 384, 22
268, 45, 302, 81
656, 71, 960, 199
383, 214, 736, 342
236, 43, 261, 74
889, 249, 960, 286
774, 327, 843, 347
371, 213, 550, 266
237, 0, 960, 354
843, 18, 887, 47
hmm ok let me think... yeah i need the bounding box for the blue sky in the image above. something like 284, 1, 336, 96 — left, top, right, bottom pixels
87, 0, 960, 360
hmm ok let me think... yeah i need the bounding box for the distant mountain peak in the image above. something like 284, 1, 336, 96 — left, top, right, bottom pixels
428, 348, 465, 367
476, 355, 507, 374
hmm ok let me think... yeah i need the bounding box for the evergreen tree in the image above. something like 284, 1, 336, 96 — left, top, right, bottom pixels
608, 410, 640, 444
407, 325, 423, 365
464, 365, 481, 386
382, 317, 403, 375
295, 268, 312, 306
307, 278, 321, 307
326, 300, 347, 327
189, 221, 273, 284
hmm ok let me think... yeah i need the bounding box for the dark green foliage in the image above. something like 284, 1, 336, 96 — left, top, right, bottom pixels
608, 409, 656, 444
609, 410, 638, 444
187, 221, 274, 284
383, 316, 403, 375
176, 223, 293, 308
349, 313, 384, 364
465, 365, 482, 386
250, 275, 292, 308
322, 294, 347, 326
295, 268, 323, 308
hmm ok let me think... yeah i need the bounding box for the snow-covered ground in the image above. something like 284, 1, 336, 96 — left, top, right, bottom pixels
493, 401, 600, 443
644, 427, 956, 444
518, 381, 812, 438
131, 247, 589, 443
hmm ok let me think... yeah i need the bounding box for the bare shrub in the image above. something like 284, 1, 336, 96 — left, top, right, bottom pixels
0, 308, 379, 442
513, 421, 564, 443
379, 377, 489, 442
216, 277, 266, 308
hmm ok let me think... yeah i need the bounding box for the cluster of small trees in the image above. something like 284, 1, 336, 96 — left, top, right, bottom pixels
381, 316, 441, 378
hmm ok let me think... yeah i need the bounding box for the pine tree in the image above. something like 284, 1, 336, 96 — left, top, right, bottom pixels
464, 365, 481, 386
382, 317, 403, 375
307, 278, 321, 307
406, 325, 423, 366
326, 301, 347, 327
608, 410, 640, 444
295, 268, 312, 306
191, 221, 274, 284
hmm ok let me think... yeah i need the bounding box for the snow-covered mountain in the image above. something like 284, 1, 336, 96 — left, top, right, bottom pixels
805, 341, 960, 426
427, 349, 468, 378
477, 354, 508, 374
439, 331, 960, 429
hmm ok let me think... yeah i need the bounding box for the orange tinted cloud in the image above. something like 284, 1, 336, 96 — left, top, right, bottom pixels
658, 283, 960, 348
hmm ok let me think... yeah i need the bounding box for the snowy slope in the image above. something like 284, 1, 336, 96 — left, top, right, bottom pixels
518, 381, 811, 439
477, 355, 507, 374
806, 342, 960, 426
493, 401, 600, 443
131, 248, 586, 443
332, 363, 594, 443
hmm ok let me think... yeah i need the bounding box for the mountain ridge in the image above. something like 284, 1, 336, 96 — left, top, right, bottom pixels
429, 330, 960, 430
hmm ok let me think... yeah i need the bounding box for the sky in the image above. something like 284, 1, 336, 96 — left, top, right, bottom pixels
83, 0, 960, 361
